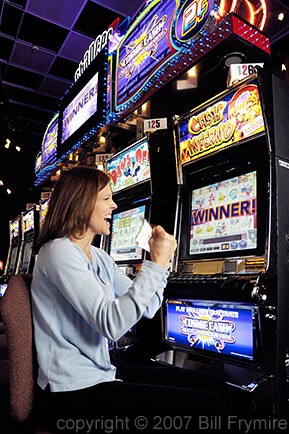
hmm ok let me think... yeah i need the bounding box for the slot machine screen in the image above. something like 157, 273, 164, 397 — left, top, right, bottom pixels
179, 163, 268, 261
108, 202, 148, 263
165, 299, 260, 364
9, 217, 20, 240
7, 246, 18, 274
22, 209, 34, 234
190, 170, 256, 255
20, 240, 34, 273
0, 283, 7, 297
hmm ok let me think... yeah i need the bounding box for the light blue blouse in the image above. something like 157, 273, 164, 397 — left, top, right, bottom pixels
31, 237, 169, 392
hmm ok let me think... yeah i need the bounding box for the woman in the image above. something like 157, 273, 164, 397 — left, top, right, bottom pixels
31, 166, 230, 432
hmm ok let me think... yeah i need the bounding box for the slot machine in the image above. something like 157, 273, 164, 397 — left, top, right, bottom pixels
16, 205, 40, 275
155, 69, 289, 415
104, 134, 177, 360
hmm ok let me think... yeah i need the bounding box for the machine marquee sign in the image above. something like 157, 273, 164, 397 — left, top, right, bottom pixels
115, 0, 216, 113
74, 28, 113, 82
178, 81, 265, 164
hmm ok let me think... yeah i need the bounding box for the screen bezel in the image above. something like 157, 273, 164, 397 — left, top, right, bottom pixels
57, 49, 107, 160
164, 298, 262, 367
107, 197, 151, 265
178, 157, 269, 262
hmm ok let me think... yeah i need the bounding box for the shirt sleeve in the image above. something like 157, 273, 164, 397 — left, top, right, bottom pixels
38, 240, 169, 342
109, 258, 169, 318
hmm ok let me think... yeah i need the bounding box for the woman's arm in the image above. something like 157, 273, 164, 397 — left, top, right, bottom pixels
37, 239, 168, 341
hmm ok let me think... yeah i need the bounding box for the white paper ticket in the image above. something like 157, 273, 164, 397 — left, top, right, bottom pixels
135, 218, 152, 252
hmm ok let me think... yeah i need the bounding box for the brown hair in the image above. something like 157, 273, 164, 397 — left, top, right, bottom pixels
35, 166, 110, 252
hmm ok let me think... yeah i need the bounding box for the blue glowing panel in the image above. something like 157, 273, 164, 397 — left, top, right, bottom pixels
166, 299, 255, 361
114, 0, 216, 113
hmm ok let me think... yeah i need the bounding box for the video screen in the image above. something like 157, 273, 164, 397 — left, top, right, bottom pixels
20, 240, 33, 273
61, 71, 99, 144
165, 299, 256, 362
0, 283, 7, 297
40, 197, 50, 227
9, 218, 20, 239
8, 246, 18, 273
109, 205, 146, 262
189, 170, 257, 256
106, 138, 150, 193
22, 209, 34, 234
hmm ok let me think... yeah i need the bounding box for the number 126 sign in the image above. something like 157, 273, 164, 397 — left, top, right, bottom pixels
143, 118, 167, 132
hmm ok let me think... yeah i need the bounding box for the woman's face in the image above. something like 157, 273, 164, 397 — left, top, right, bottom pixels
88, 183, 117, 236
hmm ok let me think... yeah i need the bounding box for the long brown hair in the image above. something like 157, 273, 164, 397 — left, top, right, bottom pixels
35, 166, 110, 252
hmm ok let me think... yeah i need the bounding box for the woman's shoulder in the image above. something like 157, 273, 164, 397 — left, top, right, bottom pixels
41, 237, 71, 252
39, 237, 83, 262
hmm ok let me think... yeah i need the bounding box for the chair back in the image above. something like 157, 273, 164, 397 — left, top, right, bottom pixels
0, 273, 35, 423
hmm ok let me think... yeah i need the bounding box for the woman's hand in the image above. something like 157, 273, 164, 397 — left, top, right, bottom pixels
149, 225, 177, 269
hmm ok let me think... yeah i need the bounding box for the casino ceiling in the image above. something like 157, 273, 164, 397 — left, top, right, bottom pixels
0, 0, 144, 148
1, 0, 289, 154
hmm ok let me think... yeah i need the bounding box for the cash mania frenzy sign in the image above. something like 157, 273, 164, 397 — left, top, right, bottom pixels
166, 300, 255, 360
178, 82, 265, 164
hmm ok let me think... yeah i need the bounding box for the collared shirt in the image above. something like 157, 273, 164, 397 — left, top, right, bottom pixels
31, 237, 169, 392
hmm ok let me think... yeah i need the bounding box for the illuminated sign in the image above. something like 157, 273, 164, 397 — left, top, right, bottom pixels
217, 0, 268, 32
74, 28, 113, 81
35, 152, 42, 174
106, 138, 150, 193
178, 81, 265, 164
41, 113, 58, 169
114, 0, 216, 115
35, 113, 59, 186
22, 209, 34, 234
61, 72, 99, 144
166, 299, 256, 361
9, 218, 20, 239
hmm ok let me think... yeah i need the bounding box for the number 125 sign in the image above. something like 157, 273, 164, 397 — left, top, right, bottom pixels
143, 118, 167, 132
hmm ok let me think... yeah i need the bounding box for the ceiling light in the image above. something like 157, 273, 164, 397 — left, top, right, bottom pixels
278, 13, 285, 21
282, 64, 287, 71
6, 189, 12, 195
5, 138, 10, 149
15, 146, 21, 152
0, 180, 3, 186
222, 52, 247, 67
